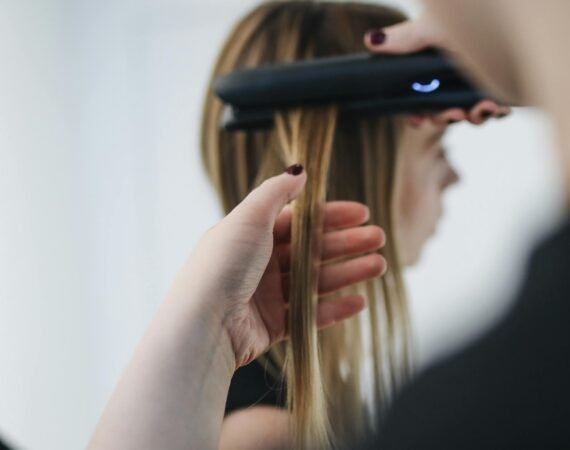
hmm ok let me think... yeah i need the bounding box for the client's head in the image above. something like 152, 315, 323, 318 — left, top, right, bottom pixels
201, 1, 458, 448
202, 1, 458, 267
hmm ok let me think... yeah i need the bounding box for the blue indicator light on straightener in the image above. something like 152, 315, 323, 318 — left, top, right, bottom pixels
411, 78, 441, 93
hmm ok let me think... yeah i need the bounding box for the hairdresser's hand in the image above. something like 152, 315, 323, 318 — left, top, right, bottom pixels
364, 17, 511, 125
90, 166, 386, 450
176, 165, 385, 368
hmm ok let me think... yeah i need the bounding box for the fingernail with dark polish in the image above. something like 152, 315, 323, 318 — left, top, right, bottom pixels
285, 164, 303, 176
447, 119, 458, 124
481, 110, 493, 119
369, 29, 386, 46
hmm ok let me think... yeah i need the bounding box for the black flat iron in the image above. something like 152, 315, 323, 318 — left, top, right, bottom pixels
214, 49, 492, 132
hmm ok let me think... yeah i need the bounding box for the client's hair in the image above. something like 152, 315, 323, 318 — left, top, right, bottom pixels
201, 2, 411, 448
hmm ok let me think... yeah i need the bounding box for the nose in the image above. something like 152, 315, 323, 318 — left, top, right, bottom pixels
443, 164, 460, 190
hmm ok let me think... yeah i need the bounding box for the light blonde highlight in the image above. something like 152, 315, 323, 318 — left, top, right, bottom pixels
276, 106, 338, 449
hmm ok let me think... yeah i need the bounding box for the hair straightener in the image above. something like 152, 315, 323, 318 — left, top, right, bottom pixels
214, 49, 493, 132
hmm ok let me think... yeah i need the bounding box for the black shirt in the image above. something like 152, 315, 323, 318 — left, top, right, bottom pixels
225, 355, 285, 415
365, 217, 570, 449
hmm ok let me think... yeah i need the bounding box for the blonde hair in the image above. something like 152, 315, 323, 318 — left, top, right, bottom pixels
201, 2, 412, 448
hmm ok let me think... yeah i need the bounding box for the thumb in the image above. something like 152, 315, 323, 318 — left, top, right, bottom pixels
228, 164, 307, 228
364, 17, 434, 54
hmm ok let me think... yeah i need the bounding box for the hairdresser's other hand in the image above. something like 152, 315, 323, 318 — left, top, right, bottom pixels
363, 17, 511, 125
174, 166, 385, 368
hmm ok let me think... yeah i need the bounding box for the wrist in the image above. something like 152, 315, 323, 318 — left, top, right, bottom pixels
161, 269, 237, 374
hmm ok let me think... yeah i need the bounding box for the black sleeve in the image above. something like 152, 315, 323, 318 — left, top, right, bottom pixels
361, 218, 570, 450
225, 358, 287, 415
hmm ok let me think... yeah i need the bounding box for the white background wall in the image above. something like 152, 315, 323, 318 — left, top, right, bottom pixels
0, 0, 563, 449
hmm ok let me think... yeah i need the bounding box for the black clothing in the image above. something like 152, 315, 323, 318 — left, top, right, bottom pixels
225, 356, 285, 415
365, 217, 570, 449
0, 436, 12, 450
